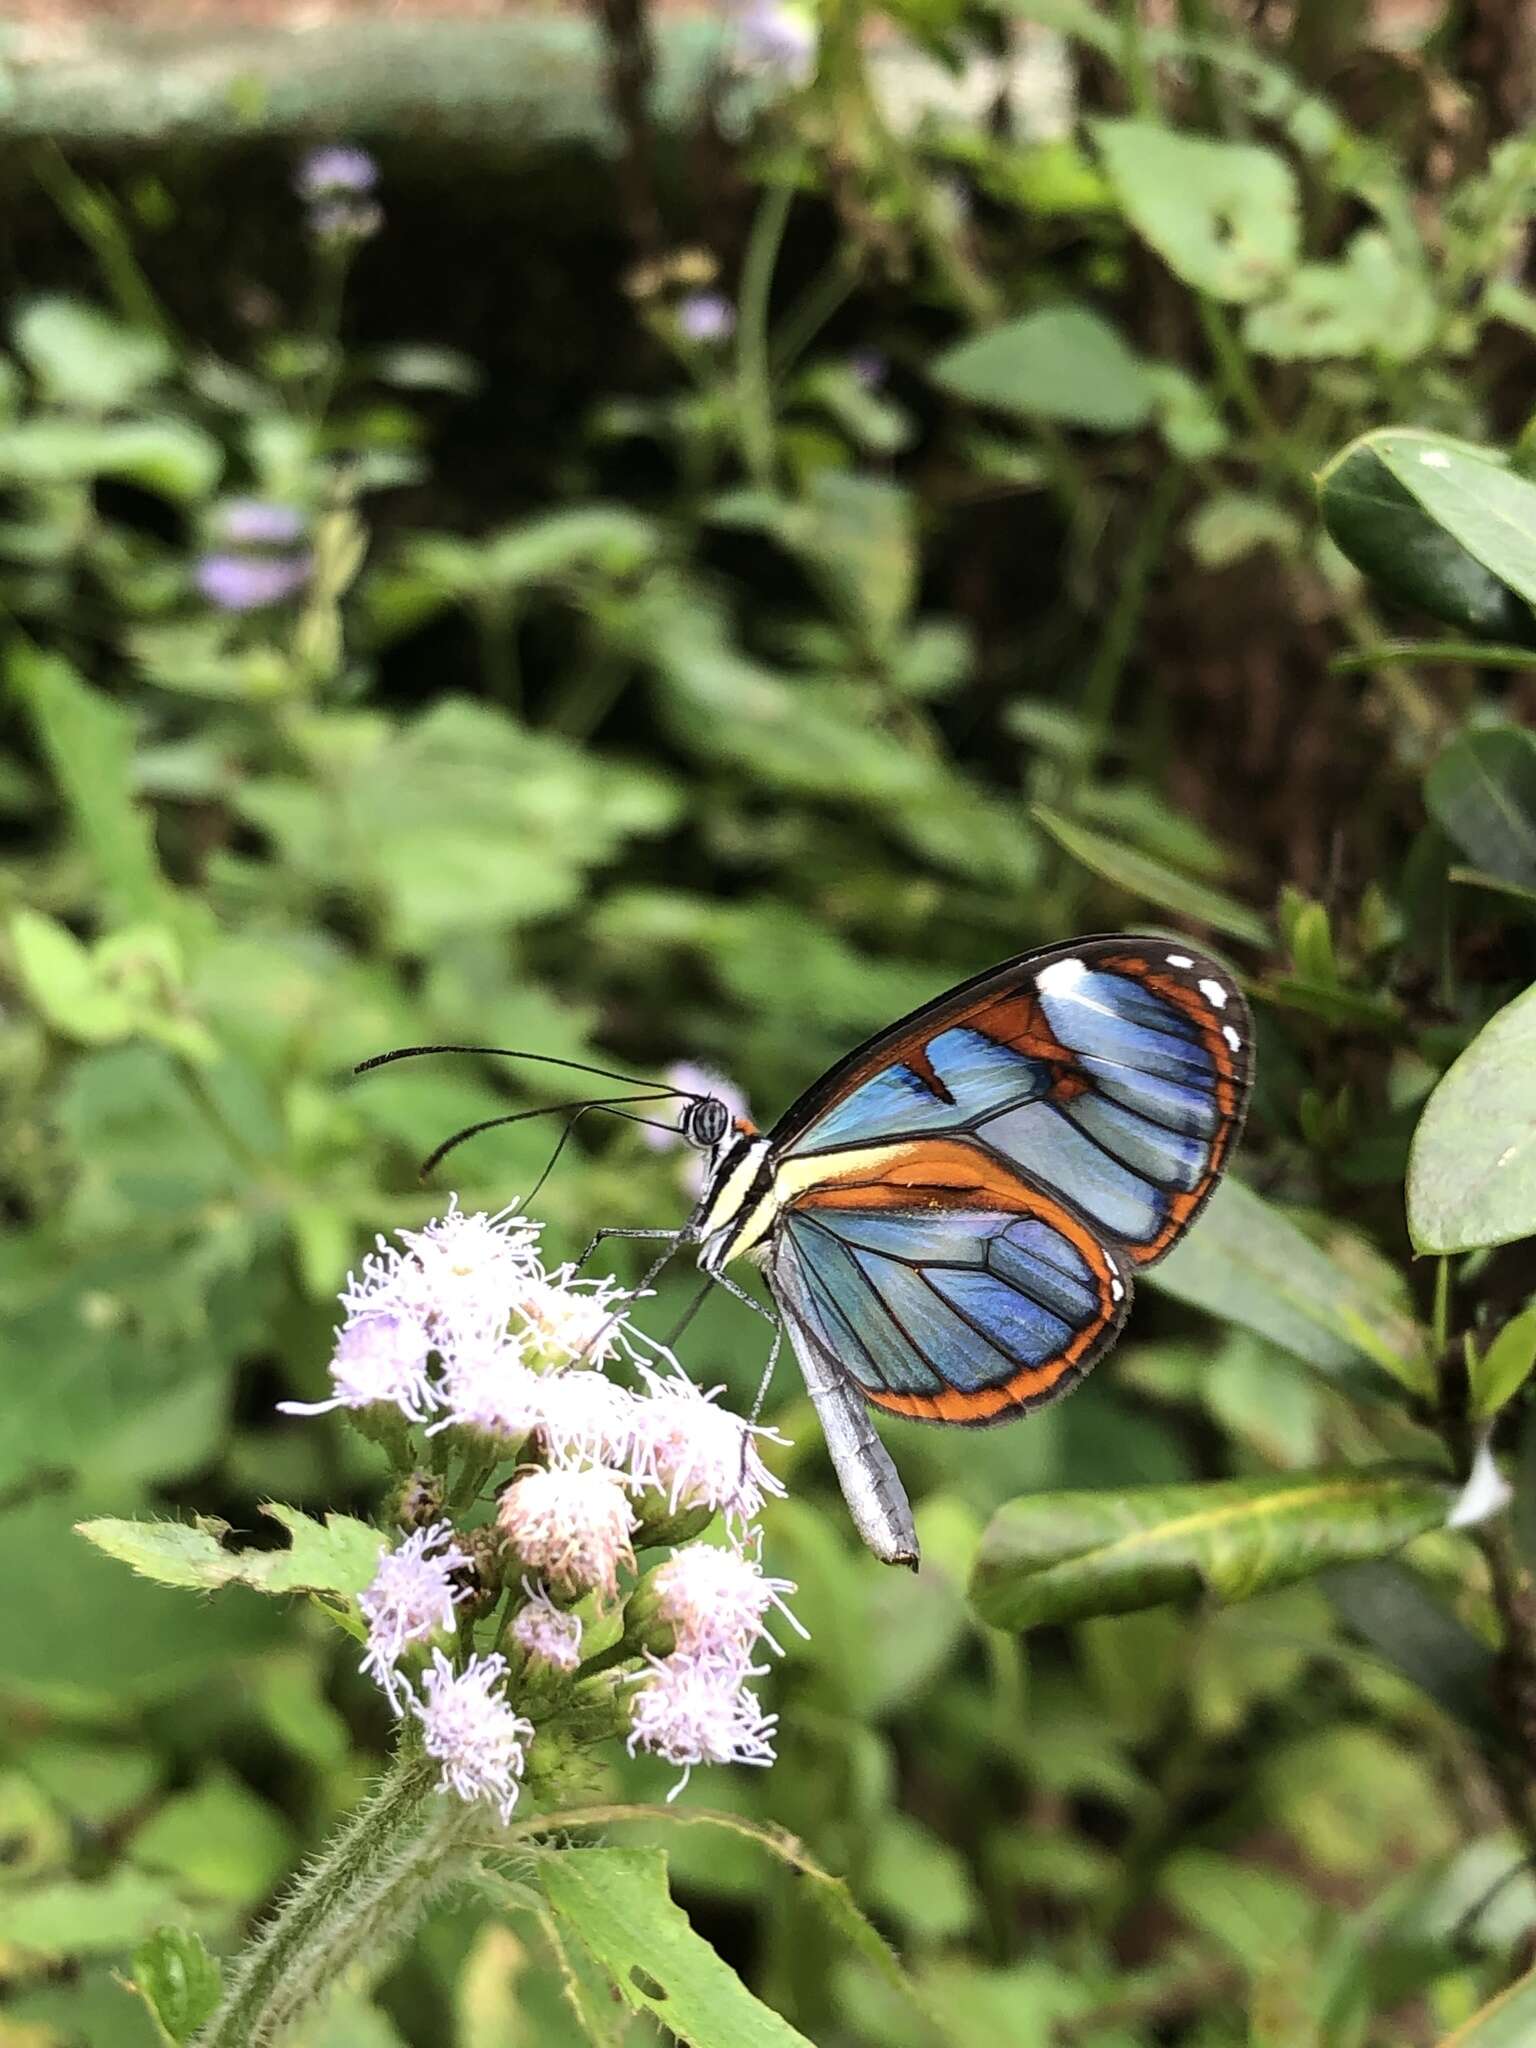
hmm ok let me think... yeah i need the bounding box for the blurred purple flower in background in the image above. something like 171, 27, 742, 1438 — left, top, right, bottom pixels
849, 347, 888, 391
195, 551, 313, 613
734, 0, 818, 84
296, 145, 380, 199
217, 498, 307, 547
677, 292, 737, 344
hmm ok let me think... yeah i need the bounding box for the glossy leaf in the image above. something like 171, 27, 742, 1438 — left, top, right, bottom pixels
1032, 804, 1271, 944
1154, 1178, 1430, 1392
931, 306, 1152, 431
1318, 431, 1536, 642
537, 1847, 814, 2046
1092, 120, 1300, 302
1425, 726, 1536, 891
970, 1470, 1452, 1631
130, 1927, 222, 2046
1408, 983, 1536, 1252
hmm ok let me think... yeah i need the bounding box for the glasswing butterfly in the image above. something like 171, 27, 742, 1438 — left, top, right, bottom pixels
365, 934, 1251, 1570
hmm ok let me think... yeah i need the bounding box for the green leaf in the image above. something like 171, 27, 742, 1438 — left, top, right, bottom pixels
1438, 1961, 1536, 2045
1092, 119, 1300, 302
1318, 431, 1536, 643
1185, 490, 1300, 569
1162, 1850, 1316, 1966
1471, 1304, 1536, 1421
1408, 983, 1536, 1253
10, 907, 135, 1041
12, 640, 167, 923
76, 1504, 383, 1603
1033, 804, 1270, 944
14, 296, 172, 409
130, 1769, 293, 1908
1425, 726, 1536, 891
537, 1847, 815, 2046
969, 1470, 1452, 1631
931, 306, 1152, 432
130, 1927, 223, 2046
1244, 230, 1434, 362
0, 415, 221, 497
1154, 1178, 1430, 1391
0, 1868, 188, 1960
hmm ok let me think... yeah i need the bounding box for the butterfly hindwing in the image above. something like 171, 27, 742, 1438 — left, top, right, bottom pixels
769, 935, 1251, 1269
771, 1142, 1133, 1425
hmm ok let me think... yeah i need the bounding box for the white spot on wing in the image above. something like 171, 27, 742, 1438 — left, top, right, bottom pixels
1198, 977, 1228, 1009
1165, 953, 1194, 969
1110, 1277, 1124, 1302
1037, 956, 1087, 996
1222, 1024, 1241, 1051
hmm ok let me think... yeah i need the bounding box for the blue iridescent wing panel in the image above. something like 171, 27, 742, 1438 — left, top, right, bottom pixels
771, 1169, 1132, 1425
770, 937, 1251, 1266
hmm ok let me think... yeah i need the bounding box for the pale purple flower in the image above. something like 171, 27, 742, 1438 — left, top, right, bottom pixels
626, 1652, 778, 1795
849, 348, 887, 391
735, 0, 817, 83
652, 1543, 803, 1664
678, 292, 736, 345
395, 1200, 542, 1341
217, 499, 306, 547
195, 552, 311, 611
297, 145, 379, 199
629, 1363, 786, 1528
412, 1649, 533, 1824
511, 1578, 583, 1673
359, 1522, 471, 1707
498, 1465, 637, 1603
278, 1308, 436, 1421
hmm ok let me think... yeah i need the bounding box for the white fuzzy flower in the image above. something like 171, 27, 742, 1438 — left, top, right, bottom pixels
412, 1650, 534, 1825
652, 1544, 803, 1664
358, 1522, 471, 1707
278, 1309, 436, 1420
498, 1465, 637, 1602
397, 1200, 542, 1340
434, 1326, 545, 1440
535, 1367, 642, 1470
512, 1263, 631, 1367
626, 1653, 778, 1796
510, 1578, 583, 1673
629, 1364, 786, 1528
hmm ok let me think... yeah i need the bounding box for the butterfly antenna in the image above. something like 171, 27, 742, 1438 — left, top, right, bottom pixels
419, 1092, 676, 1179
356, 1043, 708, 1097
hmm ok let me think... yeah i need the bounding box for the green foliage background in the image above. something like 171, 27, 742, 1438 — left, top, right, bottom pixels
9, 2, 1536, 2041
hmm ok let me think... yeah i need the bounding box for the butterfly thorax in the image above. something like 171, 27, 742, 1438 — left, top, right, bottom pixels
691, 1135, 776, 1273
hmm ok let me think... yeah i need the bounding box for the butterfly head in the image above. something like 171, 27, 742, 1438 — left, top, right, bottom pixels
680, 1094, 734, 1154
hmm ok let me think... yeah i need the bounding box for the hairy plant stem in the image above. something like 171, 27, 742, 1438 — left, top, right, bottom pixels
195, 1746, 473, 2048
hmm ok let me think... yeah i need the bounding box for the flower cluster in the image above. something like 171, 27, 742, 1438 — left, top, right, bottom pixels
288, 1200, 800, 1825
196, 498, 312, 613
296, 143, 383, 242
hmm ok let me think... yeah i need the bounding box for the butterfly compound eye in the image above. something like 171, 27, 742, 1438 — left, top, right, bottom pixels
682, 1097, 731, 1151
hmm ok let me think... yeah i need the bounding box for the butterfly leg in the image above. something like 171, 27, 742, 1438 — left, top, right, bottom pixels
576, 1225, 683, 1271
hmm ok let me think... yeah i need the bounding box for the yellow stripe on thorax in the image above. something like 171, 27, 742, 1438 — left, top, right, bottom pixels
712, 1144, 911, 1264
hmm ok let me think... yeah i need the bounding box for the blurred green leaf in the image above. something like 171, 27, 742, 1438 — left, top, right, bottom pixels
866, 1813, 977, 1943
1425, 726, 1536, 891
1318, 431, 1536, 643
932, 306, 1152, 431
0, 1868, 190, 1960
970, 1470, 1452, 1631
1469, 1303, 1536, 1421
1408, 983, 1536, 1252
12, 639, 167, 923
14, 296, 171, 409
1153, 1178, 1429, 1391
1185, 491, 1300, 569
537, 1846, 814, 2045
1033, 805, 1270, 943
1162, 1851, 1316, 1966
10, 906, 135, 1041
1092, 120, 1300, 302
130, 1769, 293, 1908
1438, 1962, 1536, 2044
0, 414, 220, 495
130, 1926, 223, 2045
1244, 231, 1434, 362
76, 1504, 382, 1604
1324, 1561, 1503, 1751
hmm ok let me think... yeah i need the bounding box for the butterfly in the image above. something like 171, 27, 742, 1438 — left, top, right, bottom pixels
659, 934, 1252, 1567
364, 934, 1251, 1570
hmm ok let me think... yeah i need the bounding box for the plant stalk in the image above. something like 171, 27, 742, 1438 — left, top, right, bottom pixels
194, 1748, 471, 2048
